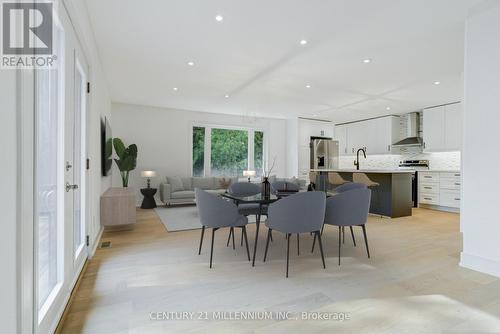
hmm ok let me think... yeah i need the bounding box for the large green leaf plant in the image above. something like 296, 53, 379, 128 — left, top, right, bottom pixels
113, 138, 138, 187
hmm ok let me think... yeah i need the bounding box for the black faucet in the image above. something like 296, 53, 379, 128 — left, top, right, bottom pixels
354, 148, 366, 170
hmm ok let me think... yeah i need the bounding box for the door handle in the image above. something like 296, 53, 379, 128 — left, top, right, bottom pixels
66, 182, 79, 192
66, 161, 73, 171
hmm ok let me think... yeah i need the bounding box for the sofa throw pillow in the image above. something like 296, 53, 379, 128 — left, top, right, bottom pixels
219, 177, 232, 189
192, 177, 214, 190
181, 177, 192, 191
167, 176, 184, 192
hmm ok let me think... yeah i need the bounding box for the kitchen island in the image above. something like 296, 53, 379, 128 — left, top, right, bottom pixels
311, 169, 414, 218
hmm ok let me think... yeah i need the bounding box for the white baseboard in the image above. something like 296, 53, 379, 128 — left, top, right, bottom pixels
88, 227, 103, 258
419, 204, 460, 213
460, 252, 500, 278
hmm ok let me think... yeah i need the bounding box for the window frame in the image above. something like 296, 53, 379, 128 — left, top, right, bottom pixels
189, 123, 268, 178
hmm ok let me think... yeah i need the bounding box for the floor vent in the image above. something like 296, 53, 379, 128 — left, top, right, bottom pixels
100, 241, 112, 248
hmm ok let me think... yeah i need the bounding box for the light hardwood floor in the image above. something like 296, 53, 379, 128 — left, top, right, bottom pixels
60, 208, 500, 333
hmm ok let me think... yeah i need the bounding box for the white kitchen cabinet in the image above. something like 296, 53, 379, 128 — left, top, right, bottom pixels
423, 106, 446, 151
335, 116, 399, 155
369, 116, 400, 154
444, 103, 463, 150
423, 103, 462, 152
346, 121, 366, 155
298, 119, 334, 146
418, 171, 461, 211
334, 124, 348, 155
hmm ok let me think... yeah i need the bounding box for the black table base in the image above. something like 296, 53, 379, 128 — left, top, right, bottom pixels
140, 188, 157, 209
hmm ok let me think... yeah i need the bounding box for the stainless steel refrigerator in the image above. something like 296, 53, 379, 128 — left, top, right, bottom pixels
310, 138, 339, 170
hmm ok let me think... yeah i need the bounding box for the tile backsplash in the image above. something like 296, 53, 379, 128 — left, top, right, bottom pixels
339, 151, 461, 171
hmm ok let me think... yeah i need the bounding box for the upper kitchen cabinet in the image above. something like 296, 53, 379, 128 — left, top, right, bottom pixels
334, 124, 348, 155
298, 118, 334, 146
334, 116, 399, 155
444, 103, 463, 150
423, 102, 462, 152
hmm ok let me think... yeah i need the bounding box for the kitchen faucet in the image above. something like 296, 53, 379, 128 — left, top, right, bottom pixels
354, 148, 366, 170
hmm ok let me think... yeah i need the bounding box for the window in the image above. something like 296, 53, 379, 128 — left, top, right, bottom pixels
254, 131, 264, 176
211, 128, 248, 176
192, 126, 265, 177
192, 127, 205, 177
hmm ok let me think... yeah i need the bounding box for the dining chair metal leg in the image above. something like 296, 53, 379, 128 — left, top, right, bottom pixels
338, 226, 341, 266
210, 228, 218, 268
342, 226, 345, 244
270, 230, 273, 242
226, 227, 233, 247
362, 224, 370, 258
311, 231, 317, 253
241, 228, 244, 246
232, 227, 236, 250
321, 224, 324, 236
242, 226, 250, 261
286, 233, 291, 278
316, 231, 326, 269
297, 234, 300, 256
349, 226, 356, 246
198, 226, 205, 255
263, 229, 272, 262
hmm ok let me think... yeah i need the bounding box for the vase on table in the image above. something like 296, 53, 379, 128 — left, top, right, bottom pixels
261, 177, 271, 199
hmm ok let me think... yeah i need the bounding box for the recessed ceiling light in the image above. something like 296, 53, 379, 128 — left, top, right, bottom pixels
215, 15, 223, 22
187, 61, 195, 66
312, 114, 318, 117
305, 84, 311, 88
434, 81, 441, 85
386, 107, 391, 111
300, 39, 308, 45
363, 58, 372, 63
172, 87, 178, 91
224, 94, 230, 98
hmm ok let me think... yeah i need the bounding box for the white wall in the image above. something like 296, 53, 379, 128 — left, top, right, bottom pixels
460, 1, 500, 277
111, 103, 288, 203
0, 70, 19, 334
285, 118, 299, 178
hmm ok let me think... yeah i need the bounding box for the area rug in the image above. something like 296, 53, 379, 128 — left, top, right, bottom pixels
154, 205, 257, 232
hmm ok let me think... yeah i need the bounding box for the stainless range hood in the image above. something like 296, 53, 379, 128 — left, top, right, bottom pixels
392, 112, 423, 147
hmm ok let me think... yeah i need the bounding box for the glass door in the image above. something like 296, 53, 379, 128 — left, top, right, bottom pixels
72, 54, 89, 269
35, 3, 89, 332
35, 16, 65, 332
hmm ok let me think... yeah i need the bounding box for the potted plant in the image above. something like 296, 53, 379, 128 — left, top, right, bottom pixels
113, 138, 138, 187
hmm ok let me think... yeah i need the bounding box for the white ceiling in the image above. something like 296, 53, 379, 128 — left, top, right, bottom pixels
85, 0, 482, 123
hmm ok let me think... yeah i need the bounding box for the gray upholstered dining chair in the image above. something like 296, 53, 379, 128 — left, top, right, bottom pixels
313, 187, 371, 265
227, 182, 267, 247
329, 182, 369, 245
195, 188, 250, 268
263, 191, 326, 277
270, 181, 300, 194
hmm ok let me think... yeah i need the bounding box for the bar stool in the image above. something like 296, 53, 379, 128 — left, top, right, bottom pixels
353, 173, 382, 218
309, 171, 318, 190
328, 172, 349, 190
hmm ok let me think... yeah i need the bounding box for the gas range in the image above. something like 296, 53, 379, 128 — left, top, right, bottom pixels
398, 159, 430, 171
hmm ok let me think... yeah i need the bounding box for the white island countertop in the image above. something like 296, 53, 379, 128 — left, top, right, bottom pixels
310, 169, 415, 174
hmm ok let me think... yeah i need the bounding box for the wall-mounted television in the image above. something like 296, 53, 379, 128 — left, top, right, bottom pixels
101, 117, 113, 176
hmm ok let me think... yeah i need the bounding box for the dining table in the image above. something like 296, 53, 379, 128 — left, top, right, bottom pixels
220, 192, 279, 266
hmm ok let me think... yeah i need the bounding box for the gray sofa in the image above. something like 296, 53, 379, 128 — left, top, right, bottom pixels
160, 176, 238, 205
